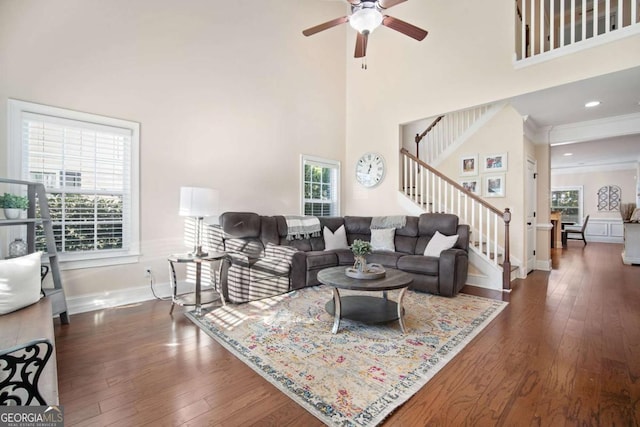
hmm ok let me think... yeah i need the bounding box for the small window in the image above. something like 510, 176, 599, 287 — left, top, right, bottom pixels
301, 155, 340, 216
551, 186, 583, 224
8, 99, 140, 268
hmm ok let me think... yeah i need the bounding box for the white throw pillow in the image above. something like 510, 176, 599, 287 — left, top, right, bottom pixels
0, 252, 42, 315
323, 225, 349, 250
424, 231, 459, 257
370, 228, 396, 252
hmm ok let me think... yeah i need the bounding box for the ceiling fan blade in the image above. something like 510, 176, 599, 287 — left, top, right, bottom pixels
354, 32, 368, 58
302, 16, 349, 37
382, 15, 428, 41
377, 0, 407, 9
346, 0, 362, 4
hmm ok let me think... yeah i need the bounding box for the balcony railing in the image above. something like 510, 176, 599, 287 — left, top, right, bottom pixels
515, 0, 640, 63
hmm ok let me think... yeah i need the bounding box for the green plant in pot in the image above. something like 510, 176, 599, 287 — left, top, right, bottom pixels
0, 193, 29, 219
351, 239, 372, 272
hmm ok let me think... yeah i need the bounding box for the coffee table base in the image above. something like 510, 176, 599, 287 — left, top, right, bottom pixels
326, 288, 407, 334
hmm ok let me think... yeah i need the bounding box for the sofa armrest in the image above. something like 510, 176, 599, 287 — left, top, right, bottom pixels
438, 248, 468, 297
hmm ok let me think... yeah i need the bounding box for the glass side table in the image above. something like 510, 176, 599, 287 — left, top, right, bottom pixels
168, 251, 227, 315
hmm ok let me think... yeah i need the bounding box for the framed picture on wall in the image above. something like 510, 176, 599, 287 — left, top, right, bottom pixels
483, 153, 508, 172
460, 178, 481, 195
460, 154, 478, 176
484, 173, 506, 197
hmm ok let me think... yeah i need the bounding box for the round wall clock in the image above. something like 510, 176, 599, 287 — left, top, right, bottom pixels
355, 152, 385, 188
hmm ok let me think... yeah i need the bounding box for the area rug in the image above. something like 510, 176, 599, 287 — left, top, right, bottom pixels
186, 285, 507, 426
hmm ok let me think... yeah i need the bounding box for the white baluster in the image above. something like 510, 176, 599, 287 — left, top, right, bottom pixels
594, 0, 599, 36
582, 0, 587, 41
632, 0, 637, 25
571, 0, 576, 43
618, 0, 623, 30
494, 214, 499, 267
522, 0, 527, 57
550, 0, 555, 49
540, 0, 545, 52
606, 0, 611, 33
531, 0, 536, 54
479, 206, 484, 257
560, 0, 565, 46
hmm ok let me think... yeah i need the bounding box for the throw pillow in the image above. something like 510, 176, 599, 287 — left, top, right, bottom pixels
424, 231, 459, 257
323, 225, 349, 251
0, 252, 42, 315
370, 228, 396, 252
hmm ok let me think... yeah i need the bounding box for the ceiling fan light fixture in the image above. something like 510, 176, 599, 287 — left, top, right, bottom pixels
349, 8, 383, 34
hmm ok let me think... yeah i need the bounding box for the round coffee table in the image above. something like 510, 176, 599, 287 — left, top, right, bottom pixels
317, 266, 413, 334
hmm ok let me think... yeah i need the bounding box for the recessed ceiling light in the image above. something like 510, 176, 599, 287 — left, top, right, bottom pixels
563, 152, 573, 156
585, 101, 601, 108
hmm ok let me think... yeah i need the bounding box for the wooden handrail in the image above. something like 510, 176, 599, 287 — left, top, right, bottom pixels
414, 115, 444, 145
400, 148, 506, 217
400, 148, 512, 290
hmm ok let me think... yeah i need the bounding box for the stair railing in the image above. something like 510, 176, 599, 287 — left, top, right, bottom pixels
414, 105, 491, 165
400, 148, 512, 290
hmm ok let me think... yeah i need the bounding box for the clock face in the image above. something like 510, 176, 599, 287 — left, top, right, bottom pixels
356, 152, 385, 188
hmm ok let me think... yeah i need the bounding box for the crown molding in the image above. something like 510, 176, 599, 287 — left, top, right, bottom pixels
545, 112, 640, 145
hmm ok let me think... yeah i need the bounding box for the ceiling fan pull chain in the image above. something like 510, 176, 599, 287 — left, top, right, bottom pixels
361, 58, 367, 70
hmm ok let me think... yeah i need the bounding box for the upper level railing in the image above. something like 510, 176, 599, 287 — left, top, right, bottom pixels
400, 149, 512, 290
515, 0, 640, 62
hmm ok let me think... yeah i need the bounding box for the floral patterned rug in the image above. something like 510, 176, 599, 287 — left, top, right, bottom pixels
186, 285, 507, 426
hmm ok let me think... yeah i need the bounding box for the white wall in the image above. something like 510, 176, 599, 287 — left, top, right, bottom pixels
0, 0, 347, 298
343, 0, 640, 217
552, 166, 637, 242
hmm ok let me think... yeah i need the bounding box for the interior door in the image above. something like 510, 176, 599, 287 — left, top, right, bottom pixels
526, 158, 537, 273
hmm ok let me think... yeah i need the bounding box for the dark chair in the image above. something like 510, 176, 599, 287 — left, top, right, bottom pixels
562, 215, 590, 247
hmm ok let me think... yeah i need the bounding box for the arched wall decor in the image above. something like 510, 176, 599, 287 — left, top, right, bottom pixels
597, 185, 621, 211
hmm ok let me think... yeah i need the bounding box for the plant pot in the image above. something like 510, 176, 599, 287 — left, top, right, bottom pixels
3, 208, 23, 219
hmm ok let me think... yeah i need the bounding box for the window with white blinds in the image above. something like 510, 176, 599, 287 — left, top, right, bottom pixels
301, 155, 340, 216
8, 100, 140, 267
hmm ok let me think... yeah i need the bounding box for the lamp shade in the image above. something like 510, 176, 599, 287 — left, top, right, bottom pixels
179, 187, 219, 217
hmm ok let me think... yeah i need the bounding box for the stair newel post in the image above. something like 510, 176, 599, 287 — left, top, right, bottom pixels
502, 208, 511, 290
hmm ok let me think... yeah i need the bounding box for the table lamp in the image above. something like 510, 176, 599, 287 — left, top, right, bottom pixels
179, 186, 219, 257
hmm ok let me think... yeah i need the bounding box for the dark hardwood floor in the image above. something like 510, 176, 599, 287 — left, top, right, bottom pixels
54, 242, 640, 426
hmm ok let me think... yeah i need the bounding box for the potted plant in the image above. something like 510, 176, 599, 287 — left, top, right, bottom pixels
0, 193, 29, 219
351, 239, 372, 272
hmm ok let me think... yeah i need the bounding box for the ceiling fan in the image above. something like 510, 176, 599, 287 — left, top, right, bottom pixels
302, 0, 428, 62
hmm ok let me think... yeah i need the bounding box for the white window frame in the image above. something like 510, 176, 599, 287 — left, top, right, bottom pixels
551, 185, 584, 224
300, 155, 340, 216
7, 99, 140, 269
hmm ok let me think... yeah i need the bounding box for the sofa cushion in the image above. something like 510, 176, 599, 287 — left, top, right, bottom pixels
323, 225, 349, 250
370, 228, 395, 252
220, 212, 262, 238
265, 243, 299, 264
224, 237, 264, 258
368, 252, 403, 269
335, 249, 355, 266
305, 251, 338, 269
424, 231, 459, 257
397, 255, 439, 276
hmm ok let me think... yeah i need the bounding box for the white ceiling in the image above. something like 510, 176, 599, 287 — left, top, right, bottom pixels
510, 66, 640, 168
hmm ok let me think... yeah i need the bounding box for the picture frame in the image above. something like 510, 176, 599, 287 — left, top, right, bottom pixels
460, 154, 478, 176
484, 173, 506, 197
460, 178, 481, 196
483, 153, 508, 172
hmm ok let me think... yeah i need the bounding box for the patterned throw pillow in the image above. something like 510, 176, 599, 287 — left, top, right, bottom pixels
370, 228, 396, 252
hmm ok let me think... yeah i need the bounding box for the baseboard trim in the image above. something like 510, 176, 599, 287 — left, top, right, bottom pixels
66, 279, 177, 315
536, 259, 552, 271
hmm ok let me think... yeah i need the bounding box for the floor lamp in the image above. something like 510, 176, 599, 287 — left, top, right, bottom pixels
179, 186, 219, 258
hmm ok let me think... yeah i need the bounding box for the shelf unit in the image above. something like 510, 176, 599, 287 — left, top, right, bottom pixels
1, 178, 69, 324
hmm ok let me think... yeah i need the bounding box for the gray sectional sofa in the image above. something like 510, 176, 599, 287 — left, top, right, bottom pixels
217, 212, 469, 303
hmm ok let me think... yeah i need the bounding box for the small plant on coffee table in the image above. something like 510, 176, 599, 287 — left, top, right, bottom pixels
351, 239, 372, 272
